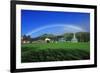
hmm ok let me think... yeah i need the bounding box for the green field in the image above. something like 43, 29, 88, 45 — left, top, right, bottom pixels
21, 42, 90, 63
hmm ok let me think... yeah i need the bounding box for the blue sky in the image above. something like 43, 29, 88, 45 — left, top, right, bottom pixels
21, 10, 90, 38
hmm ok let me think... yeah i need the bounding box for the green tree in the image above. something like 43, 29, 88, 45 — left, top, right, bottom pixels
63, 33, 73, 41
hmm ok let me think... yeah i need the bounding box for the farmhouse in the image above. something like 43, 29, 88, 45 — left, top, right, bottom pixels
45, 38, 51, 43
21, 36, 30, 43
71, 33, 78, 43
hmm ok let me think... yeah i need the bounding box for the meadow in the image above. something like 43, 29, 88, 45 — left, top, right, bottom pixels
21, 42, 90, 63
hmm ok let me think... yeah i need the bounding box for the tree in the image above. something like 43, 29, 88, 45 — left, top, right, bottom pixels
63, 33, 73, 41
76, 32, 90, 42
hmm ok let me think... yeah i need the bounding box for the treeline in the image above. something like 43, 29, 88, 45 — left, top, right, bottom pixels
22, 32, 90, 42
63, 32, 90, 42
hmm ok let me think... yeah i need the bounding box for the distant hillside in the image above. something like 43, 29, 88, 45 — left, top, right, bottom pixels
22, 32, 90, 42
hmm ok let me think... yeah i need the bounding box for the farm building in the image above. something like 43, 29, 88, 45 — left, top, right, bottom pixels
58, 38, 66, 42
71, 33, 78, 43
45, 38, 51, 43
21, 36, 31, 44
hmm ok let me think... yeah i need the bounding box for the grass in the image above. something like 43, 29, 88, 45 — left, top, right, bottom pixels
21, 42, 90, 63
